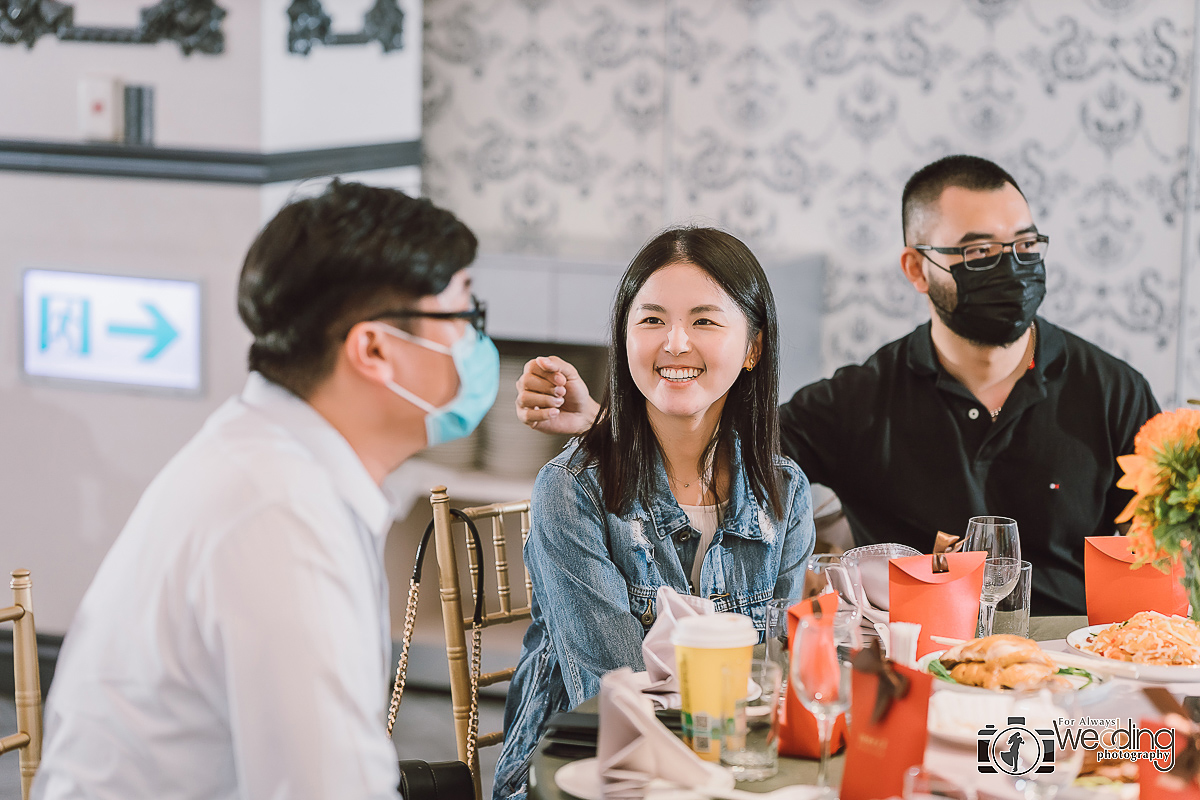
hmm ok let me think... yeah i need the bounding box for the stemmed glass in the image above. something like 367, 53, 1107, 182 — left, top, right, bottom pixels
963, 516, 1022, 636
980, 557, 1022, 637
789, 609, 861, 795
1001, 689, 1084, 800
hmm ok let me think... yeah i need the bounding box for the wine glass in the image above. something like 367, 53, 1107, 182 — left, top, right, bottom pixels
999, 689, 1084, 800
964, 516, 1021, 561
964, 516, 1022, 636
790, 615, 855, 795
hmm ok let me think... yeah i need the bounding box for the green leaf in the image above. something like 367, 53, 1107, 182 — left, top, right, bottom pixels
927, 658, 957, 683
1055, 666, 1095, 689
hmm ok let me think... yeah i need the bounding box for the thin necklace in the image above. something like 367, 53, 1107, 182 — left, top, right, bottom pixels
672, 449, 716, 495
990, 322, 1037, 422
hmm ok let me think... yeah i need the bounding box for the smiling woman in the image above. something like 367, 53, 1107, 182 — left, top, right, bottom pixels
627, 263, 761, 482
490, 227, 816, 800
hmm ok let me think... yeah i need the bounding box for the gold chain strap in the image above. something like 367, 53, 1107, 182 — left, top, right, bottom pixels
387, 510, 484, 776
466, 623, 482, 771
386, 578, 422, 737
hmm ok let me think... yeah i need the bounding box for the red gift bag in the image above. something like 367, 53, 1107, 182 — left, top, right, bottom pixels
889, 551, 986, 659
1138, 719, 1200, 800
839, 650, 932, 800
777, 592, 848, 759
1085, 537, 1188, 625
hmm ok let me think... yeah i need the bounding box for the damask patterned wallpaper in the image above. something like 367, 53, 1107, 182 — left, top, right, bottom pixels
422, 0, 1199, 404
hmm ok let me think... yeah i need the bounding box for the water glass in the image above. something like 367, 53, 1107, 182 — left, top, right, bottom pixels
904, 766, 977, 800
833, 605, 864, 655
721, 658, 782, 781
765, 598, 796, 670
993, 560, 1033, 637
979, 557, 1022, 636
1002, 689, 1084, 800
790, 616, 853, 792
805, 553, 844, 599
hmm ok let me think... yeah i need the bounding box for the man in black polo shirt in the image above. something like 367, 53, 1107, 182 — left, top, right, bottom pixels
513, 155, 1159, 615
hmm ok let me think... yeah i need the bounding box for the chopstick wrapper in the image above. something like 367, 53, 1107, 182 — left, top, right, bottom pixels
1137, 717, 1200, 800
597, 668, 710, 800
840, 642, 932, 800
1085, 536, 1187, 625
889, 551, 986, 658
778, 592, 848, 759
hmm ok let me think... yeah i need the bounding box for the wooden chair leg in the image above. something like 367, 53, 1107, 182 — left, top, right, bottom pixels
430, 489, 481, 800
12, 570, 41, 800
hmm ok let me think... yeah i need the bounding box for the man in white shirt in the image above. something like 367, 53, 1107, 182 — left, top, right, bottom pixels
34, 181, 500, 799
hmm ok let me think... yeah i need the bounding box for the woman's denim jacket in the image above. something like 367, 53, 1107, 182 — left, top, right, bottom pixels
492, 436, 815, 800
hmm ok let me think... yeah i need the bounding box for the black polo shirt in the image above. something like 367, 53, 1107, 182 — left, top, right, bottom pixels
778, 317, 1159, 615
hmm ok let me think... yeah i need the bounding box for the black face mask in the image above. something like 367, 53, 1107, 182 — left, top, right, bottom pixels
929, 252, 1046, 346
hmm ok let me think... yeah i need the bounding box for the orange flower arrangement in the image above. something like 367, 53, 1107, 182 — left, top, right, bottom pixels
1115, 408, 1200, 619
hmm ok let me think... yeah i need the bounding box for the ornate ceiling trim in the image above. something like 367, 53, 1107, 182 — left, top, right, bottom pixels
0, 0, 226, 56
286, 0, 404, 56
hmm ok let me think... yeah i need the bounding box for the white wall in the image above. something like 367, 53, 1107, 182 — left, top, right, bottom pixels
0, 0, 422, 153
0, 173, 261, 632
261, 0, 423, 151
0, 1, 263, 149
0, 0, 423, 633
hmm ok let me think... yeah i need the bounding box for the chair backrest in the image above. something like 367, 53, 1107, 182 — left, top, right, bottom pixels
0, 570, 41, 800
429, 487, 532, 800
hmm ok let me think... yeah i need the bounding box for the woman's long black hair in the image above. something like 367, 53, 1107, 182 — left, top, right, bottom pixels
577, 227, 784, 518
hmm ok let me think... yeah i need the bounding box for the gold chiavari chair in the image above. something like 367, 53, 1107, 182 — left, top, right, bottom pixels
0, 570, 42, 800
429, 487, 532, 800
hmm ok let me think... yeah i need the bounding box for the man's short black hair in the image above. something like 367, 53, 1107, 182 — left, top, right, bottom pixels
901, 154, 1024, 245
237, 180, 477, 397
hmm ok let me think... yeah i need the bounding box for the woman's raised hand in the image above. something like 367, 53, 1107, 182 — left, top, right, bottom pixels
514, 356, 600, 436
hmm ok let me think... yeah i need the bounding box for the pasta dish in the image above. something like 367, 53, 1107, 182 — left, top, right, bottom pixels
1082, 611, 1200, 665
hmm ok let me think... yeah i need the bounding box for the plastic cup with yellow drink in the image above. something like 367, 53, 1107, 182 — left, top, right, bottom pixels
672, 613, 757, 761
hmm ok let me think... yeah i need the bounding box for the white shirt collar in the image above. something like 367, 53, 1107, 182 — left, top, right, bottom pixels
241, 372, 396, 538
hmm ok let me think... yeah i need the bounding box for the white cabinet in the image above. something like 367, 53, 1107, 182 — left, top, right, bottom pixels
472, 252, 625, 345
472, 250, 827, 390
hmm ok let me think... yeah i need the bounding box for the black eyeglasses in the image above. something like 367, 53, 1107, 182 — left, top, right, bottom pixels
369, 295, 487, 336
914, 234, 1049, 272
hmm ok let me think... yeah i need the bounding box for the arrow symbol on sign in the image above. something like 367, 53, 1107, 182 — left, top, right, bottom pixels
108, 303, 178, 360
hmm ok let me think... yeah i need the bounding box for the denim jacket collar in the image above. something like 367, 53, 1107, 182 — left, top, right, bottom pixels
640, 434, 765, 544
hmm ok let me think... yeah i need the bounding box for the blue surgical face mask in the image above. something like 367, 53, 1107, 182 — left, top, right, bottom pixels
377, 323, 500, 447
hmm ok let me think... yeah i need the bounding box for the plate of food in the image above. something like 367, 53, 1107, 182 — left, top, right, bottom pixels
1066, 610, 1200, 682
919, 634, 1106, 694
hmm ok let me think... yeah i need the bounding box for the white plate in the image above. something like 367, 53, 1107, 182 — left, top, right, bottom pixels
917, 650, 1109, 694
553, 758, 735, 800
1066, 623, 1200, 682
928, 690, 1015, 747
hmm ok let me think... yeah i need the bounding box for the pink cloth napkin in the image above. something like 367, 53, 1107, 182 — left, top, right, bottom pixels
640, 585, 715, 694
597, 668, 713, 799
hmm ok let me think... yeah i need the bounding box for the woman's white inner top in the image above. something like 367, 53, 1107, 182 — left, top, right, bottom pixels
680, 500, 729, 595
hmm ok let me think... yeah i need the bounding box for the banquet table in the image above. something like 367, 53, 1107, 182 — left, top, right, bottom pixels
527, 616, 1127, 800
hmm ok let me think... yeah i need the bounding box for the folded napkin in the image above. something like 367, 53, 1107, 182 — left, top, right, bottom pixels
598, 667, 713, 800
640, 586, 715, 695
